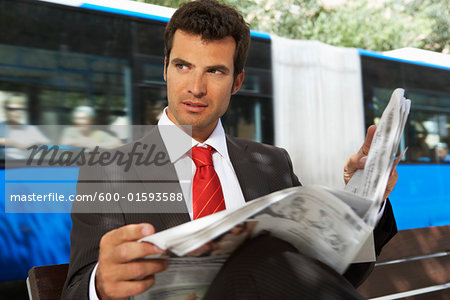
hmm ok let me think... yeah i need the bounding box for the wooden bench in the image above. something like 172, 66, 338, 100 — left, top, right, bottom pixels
27, 263, 69, 300
357, 225, 450, 299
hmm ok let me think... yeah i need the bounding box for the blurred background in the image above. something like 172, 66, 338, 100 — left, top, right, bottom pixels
0, 0, 449, 298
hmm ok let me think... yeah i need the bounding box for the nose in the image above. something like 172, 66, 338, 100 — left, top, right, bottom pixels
188, 71, 206, 98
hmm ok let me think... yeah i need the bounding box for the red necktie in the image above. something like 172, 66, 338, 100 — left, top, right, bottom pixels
192, 146, 226, 219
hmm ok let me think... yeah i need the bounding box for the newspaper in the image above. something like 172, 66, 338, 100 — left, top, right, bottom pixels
345, 88, 411, 226
135, 186, 373, 300
135, 88, 411, 299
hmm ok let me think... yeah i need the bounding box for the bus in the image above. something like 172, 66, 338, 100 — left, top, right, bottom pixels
360, 49, 450, 230
0, 0, 449, 287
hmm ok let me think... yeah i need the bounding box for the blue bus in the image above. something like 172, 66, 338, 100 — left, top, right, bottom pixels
0, 0, 448, 295
359, 49, 450, 230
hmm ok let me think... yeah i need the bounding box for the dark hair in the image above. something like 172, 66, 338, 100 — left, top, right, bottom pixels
164, 0, 250, 78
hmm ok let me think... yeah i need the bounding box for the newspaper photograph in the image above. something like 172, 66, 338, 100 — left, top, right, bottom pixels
250, 186, 372, 274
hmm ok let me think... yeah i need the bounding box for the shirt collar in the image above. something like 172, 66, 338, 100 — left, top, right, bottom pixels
158, 107, 230, 162
195, 118, 229, 161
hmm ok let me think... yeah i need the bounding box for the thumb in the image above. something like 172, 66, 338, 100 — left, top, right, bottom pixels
359, 125, 376, 157
358, 156, 367, 169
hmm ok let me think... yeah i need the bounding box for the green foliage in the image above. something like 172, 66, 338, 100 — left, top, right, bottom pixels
136, 0, 449, 53
134, 0, 184, 7
402, 0, 450, 53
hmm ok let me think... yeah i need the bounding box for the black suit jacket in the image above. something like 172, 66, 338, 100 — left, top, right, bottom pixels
62, 127, 397, 299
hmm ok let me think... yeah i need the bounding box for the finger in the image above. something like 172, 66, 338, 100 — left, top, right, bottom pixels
344, 153, 365, 182
358, 156, 367, 169
358, 125, 376, 156
391, 157, 400, 176
383, 168, 398, 200
344, 125, 377, 179
390, 147, 406, 176
101, 274, 157, 299
102, 223, 155, 247
345, 153, 360, 173
113, 241, 165, 263
96, 256, 168, 296
122, 259, 168, 281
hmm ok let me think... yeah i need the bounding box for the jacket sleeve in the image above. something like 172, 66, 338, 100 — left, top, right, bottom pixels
280, 146, 398, 287
62, 165, 126, 300
343, 199, 398, 287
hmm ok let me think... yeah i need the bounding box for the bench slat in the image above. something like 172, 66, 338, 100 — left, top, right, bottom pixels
358, 251, 450, 298
377, 225, 450, 262
385, 287, 450, 300
369, 285, 450, 300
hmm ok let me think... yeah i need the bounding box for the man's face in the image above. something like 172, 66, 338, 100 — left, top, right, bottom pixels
164, 30, 244, 142
73, 111, 92, 126
6, 101, 26, 125
437, 146, 448, 159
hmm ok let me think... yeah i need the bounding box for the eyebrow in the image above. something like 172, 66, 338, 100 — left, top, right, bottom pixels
171, 58, 192, 67
207, 64, 230, 74
171, 58, 231, 74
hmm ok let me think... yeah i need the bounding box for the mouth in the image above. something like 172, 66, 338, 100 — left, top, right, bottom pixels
183, 101, 207, 107
183, 101, 207, 112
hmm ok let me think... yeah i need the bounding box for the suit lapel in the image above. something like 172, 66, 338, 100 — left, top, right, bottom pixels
226, 135, 271, 202
132, 127, 190, 229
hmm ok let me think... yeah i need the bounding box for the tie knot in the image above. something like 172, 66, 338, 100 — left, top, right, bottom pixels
192, 146, 215, 168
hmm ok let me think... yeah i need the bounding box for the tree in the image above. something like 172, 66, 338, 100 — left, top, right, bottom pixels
135, 0, 449, 53
135, 0, 184, 7
402, 0, 450, 53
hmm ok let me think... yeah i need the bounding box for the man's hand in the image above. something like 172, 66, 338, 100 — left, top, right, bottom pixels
96, 223, 168, 300
344, 125, 399, 200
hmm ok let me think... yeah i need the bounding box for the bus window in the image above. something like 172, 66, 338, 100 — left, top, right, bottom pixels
407, 92, 450, 163
362, 55, 450, 164
140, 87, 168, 125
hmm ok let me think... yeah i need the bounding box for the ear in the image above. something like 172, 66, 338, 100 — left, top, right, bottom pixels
163, 57, 168, 81
231, 70, 245, 95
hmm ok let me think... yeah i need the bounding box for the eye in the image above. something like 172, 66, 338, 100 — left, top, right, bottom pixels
175, 64, 188, 70
208, 69, 223, 75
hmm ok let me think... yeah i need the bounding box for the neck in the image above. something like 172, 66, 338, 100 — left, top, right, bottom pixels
191, 127, 214, 143
164, 108, 218, 143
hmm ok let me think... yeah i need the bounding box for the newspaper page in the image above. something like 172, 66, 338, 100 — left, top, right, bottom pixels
344, 88, 410, 261
135, 186, 372, 299
140, 186, 372, 286
134, 256, 227, 300
249, 186, 372, 274
141, 188, 298, 257
135, 223, 256, 300
345, 88, 410, 226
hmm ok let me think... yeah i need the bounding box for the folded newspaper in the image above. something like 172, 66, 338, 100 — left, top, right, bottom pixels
135, 88, 411, 300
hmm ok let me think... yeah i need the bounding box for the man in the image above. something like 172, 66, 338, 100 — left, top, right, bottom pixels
62, 1, 398, 299
0, 94, 50, 159
59, 106, 122, 150
436, 142, 450, 162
